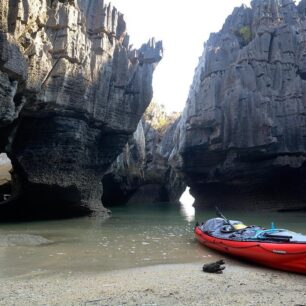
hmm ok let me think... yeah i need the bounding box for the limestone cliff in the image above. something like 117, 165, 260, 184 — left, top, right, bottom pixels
0, 0, 162, 218
102, 118, 185, 206
176, 0, 306, 210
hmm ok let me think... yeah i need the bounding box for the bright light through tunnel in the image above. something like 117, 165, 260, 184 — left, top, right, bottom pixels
0, 153, 12, 179
179, 186, 195, 222
0, 153, 12, 202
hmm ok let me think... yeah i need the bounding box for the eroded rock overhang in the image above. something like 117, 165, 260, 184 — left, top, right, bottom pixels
0, 0, 162, 219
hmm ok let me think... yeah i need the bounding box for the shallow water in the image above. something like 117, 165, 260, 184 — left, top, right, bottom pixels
0, 201, 305, 278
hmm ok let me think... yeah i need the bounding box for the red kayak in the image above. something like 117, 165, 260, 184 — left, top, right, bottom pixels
195, 218, 306, 274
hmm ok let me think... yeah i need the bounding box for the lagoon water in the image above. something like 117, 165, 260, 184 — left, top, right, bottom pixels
0, 199, 305, 279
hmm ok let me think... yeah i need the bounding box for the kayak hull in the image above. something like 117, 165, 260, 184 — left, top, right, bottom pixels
195, 227, 306, 274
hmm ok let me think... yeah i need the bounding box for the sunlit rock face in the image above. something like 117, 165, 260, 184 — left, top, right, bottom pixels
0, 0, 162, 216
176, 0, 306, 210
102, 119, 185, 206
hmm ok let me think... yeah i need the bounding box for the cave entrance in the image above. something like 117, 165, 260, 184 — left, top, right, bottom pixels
0, 153, 90, 221
297, 70, 306, 80
179, 186, 195, 222
0, 153, 12, 201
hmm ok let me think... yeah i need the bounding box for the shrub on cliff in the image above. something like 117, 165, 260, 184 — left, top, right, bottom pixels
239, 26, 252, 44
144, 100, 180, 134
233, 25, 252, 47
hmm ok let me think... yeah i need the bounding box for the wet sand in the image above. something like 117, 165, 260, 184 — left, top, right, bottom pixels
0, 261, 305, 305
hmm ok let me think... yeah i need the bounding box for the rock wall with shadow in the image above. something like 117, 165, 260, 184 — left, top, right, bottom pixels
102, 119, 185, 207
0, 0, 162, 219
174, 0, 306, 210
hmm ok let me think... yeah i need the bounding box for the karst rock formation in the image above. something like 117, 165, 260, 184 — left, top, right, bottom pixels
174, 0, 306, 210
0, 0, 162, 217
102, 119, 185, 207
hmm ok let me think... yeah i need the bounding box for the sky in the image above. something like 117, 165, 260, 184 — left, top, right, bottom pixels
110, 0, 252, 112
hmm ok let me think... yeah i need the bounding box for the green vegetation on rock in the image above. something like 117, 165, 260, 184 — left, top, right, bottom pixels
144, 100, 180, 134
238, 26, 252, 46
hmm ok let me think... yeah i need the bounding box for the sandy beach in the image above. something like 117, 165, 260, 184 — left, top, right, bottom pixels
0, 261, 305, 305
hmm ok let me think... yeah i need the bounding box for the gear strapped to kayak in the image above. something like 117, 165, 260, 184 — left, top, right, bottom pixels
194, 209, 306, 274
199, 217, 306, 243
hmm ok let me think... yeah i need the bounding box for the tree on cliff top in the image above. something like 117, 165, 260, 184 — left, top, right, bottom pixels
144, 100, 180, 134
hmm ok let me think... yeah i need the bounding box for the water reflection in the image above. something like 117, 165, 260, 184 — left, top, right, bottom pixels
179, 187, 195, 222
0, 201, 305, 278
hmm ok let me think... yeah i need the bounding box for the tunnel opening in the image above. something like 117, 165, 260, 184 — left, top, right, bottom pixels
0, 182, 91, 222
297, 70, 306, 80
102, 173, 170, 207
102, 173, 134, 207
0, 154, 91, 222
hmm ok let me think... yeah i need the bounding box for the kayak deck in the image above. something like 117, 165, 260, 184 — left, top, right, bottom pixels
195, 226, 306, 274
